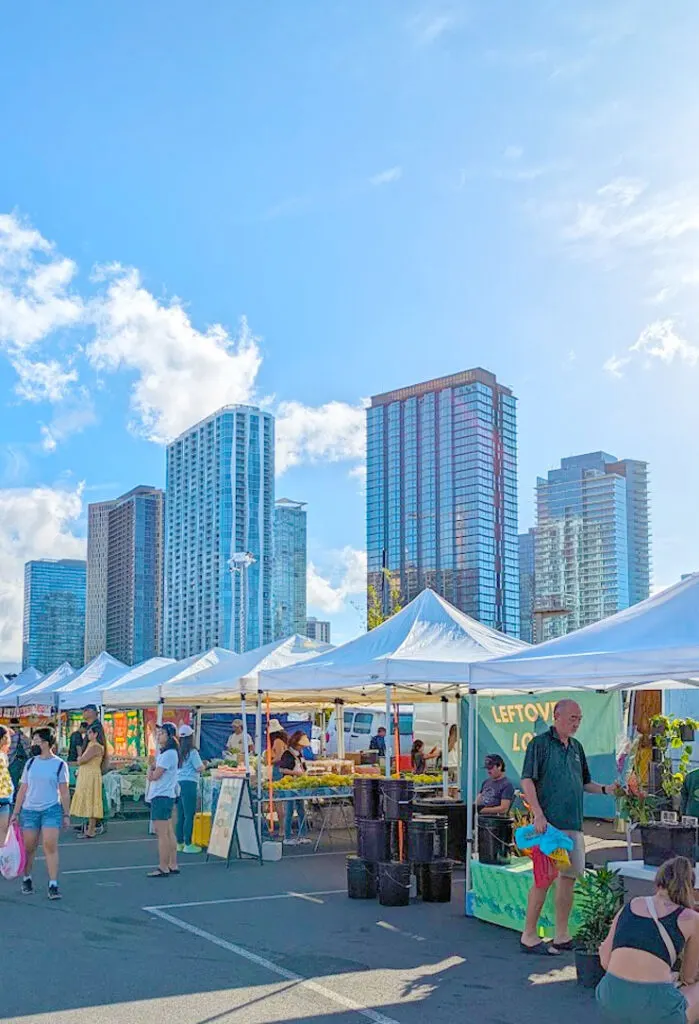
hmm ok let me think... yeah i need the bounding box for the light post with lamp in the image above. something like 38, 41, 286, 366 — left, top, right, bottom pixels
228, 552, 256, 777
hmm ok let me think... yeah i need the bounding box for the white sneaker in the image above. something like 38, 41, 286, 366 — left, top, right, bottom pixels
283, 837, 300, 846
297, 837, 313, 844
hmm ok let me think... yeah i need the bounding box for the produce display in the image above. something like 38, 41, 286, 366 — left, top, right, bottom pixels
271, 773, 353, 791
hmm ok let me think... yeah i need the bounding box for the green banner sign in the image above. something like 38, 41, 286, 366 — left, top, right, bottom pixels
461, 690, 622, 819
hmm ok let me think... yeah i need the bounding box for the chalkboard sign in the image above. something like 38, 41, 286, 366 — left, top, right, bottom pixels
207, 777, 262, 867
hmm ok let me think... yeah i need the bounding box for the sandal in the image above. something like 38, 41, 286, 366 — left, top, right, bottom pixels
551, 940, 574, 952
169, 868, 180, 875
147, 869, 171, 878
520, 941, 560, 956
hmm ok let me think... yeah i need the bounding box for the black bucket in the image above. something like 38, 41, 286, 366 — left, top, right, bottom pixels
379, 778, 414, 821
353, 778, 380, 821
574, 951, 604, 989
357, 818, 392, 862
477, 815, 513, 866
413, 798, 466, 861
378, 861, 411, 907
346, 855, 377, 899
420, 859, 453, 902
407, 817, 437, 864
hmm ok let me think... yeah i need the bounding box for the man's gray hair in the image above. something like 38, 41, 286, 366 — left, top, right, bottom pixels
553, 699, 581, 718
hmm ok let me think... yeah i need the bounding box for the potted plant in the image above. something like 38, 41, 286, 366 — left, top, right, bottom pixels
574, 867, 625, 989
639, 716, 698, 864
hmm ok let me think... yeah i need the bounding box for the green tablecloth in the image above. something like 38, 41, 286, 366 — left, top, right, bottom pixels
471, 857, 583, 938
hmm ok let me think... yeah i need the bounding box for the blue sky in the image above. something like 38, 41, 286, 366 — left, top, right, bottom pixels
2, 1, 699, 670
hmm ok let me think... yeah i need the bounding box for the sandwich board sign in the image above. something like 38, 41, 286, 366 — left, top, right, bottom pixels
207, 776, 262, 867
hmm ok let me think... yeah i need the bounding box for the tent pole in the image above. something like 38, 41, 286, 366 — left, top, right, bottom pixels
336, 699, 345, 759
474, 692, 480, 857
194, 707, 202, 748
156, 693, 164, 727
241, 692, 250, 775
384, 685, 392, 778
441, 697, 449, 797
255, 691, 263, 843
465, 689, 476, 906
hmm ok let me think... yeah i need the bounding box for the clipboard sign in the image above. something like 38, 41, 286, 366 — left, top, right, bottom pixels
207, 777, 262, 867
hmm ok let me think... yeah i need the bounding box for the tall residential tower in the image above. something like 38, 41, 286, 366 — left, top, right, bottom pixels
164, 406, 275, 657
367, 368, 519, 634
534, 452, 650, 640
85, 486, 164, 665
273, 498, 307, 639
23, 559, 86, 673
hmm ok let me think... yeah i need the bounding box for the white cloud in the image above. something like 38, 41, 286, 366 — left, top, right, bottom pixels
307, 547, 367, 615
408, 12, 457, 46
0, 213, 84, 351
564, 178, 699, 247
11, 355, 78, 403
40, 389, 97, 452
603, 354, 631, 378
630, 319, 699, 366
604, 319, 699, 379
87, 265, 263, 443
369, 167, 403, 187
276, 400, 366, 475
0, 485, 85, 661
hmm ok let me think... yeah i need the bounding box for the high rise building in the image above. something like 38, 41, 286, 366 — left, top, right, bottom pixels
273, 498, 307, 639
306, 617, 331, 644
23, 559, 86, 673
518, 529, 536, 644
85, 486, 164, 665
164, 406, 275, 657
534, 452, 650, 640
367, 368, 519, 634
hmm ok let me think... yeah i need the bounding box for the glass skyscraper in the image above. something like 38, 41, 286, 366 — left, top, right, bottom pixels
534, 452, 650, 640
23, 559, 86, 673
85, 486, 164, 665
367, 368, 519, 635
518, 529, 536, 644
273, 498, 307, 639
164, 405, 275, 657
306, 617, 331, 644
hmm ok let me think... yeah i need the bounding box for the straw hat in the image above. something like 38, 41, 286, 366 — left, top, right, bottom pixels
268, 719, 284, 734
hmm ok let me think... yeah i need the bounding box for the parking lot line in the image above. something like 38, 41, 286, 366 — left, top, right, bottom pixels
145, 889, 345, 911
144, 906, 402, 1024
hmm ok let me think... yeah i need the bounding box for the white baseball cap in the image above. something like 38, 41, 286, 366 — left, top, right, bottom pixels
178, 724, 194, 738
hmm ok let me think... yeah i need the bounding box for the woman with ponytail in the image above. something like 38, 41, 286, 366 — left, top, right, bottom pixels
597, 856, 699, 1022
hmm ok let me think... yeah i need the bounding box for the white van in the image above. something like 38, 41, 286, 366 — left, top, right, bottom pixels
325, 702, 459, 762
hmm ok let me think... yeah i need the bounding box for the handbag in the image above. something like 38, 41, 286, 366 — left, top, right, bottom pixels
0, 821, 27, 880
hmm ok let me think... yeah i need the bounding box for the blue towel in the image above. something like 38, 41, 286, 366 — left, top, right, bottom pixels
515, 823, 574, 856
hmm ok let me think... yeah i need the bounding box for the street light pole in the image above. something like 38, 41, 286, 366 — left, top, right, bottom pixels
228, 552, 256, 653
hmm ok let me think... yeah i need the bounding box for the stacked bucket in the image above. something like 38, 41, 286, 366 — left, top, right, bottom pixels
348, 777, 452, 906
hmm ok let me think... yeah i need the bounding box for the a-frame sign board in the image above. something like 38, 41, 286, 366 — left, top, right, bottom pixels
206, 776, 263, 867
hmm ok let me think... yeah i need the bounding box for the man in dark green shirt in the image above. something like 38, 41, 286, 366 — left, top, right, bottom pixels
520, 699, 619, 957
681, 768, 699, 819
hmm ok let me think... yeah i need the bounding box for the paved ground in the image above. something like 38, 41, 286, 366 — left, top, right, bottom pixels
0, 819, 630, 1024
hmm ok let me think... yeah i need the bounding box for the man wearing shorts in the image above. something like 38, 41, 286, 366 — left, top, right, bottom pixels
520, 699, 618, 956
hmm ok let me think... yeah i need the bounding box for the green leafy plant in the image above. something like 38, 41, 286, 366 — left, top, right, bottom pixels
367, 569, 403, 630
617, 786, 657, 825
650, 715, 698, 801
574, 867, 625, 954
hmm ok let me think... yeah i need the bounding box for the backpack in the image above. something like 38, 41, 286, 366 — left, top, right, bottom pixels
9, 732, 29, 767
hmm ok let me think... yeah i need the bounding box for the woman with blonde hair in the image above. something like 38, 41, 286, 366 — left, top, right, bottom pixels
69, 724, 104, 838
597, 855, 699, 1022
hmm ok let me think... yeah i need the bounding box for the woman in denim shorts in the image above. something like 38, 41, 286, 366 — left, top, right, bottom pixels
11, 727, 70, 900
146, 723, 180, 878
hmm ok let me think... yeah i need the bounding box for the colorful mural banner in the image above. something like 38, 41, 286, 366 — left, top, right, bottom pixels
143, 708, 191, 756
461, 689, 622, 818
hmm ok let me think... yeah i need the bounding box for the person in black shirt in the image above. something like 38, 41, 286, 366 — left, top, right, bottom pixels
369, 728, 387, 757
68, 723, 87, 764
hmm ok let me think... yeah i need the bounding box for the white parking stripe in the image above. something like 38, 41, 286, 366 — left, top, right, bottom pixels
145, 889, 345, 911
145, 906, 402, 1024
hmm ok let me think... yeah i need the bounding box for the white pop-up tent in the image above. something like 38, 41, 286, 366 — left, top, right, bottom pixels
0, 665, 45, 702
104, 648, 238, 709
161, 634, 334, 706
14, 663, 75, 705
54, 652, 136, 710
471, 573, 699, 691
260, 589, 528, 701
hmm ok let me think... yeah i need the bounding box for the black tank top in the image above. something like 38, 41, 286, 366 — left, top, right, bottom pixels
612, 901, 686, 966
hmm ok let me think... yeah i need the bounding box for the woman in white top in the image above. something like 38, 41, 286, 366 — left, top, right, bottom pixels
11, 727, 70, 900
147, 723, 180, 878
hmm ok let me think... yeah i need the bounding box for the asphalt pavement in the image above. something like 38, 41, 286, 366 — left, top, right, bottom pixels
0, 819, 607, 1024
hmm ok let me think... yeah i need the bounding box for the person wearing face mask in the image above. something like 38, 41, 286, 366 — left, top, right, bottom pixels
10, 727, 70, 900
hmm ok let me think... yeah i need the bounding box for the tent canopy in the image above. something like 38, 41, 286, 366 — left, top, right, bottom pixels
105, 647, 238, 707
471, 573, 699, 691
161, 634, 333, 705
16, 663, 74, 703
54, 652, 144, 709
258, 589, 529, 702
0, 665, 45, 702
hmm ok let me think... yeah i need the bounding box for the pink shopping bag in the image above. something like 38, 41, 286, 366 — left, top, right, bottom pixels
0, 821, 27, 880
